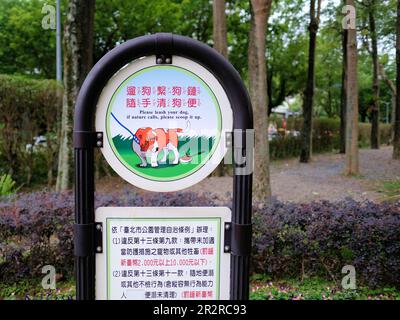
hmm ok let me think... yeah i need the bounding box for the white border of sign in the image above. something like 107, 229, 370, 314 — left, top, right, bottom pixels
95, 56, 233, 192
95, 207, 231, 300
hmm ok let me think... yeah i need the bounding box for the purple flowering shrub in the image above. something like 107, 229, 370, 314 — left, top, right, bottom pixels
0, 190, 217, 282
252, 199, 400, 288
0, 191, 399, 288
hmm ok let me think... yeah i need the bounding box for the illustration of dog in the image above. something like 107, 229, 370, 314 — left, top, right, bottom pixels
132, 124, 191, 167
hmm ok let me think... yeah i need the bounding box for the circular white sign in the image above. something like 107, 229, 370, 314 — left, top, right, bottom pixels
95, 55, 233, 192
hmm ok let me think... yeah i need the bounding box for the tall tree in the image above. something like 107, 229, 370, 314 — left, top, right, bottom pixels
213, 0, 228, 57
378, 63, 397, 134
345, 0, 359, 174
299, 0, 321, 163
212, 0, 228, 176
340, 28, 348, 154
248, 0, 272, 200
394, 0, 400, 159
368, 0, 380, 149
56, 0, 96, 191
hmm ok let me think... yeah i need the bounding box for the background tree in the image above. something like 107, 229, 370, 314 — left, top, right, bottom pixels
248, 0, 273, 200
394, 0, 400, 159
0, 0, 398, 188
0, 0, 64, 78
212, 0, 228, 177
56, 0, 95, 191
378, 63, 397, 136
368, 0, 381, 149
340, 27, 348, 154
213, 0, 228, 58
300, 0, 322, 163
345, 0, 359, 175
315, 23, 342, 118
267, 0, 308, 114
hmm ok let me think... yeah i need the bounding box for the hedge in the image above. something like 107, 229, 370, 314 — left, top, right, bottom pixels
0, 74, 61, 186
0, 73, 394, 184
0, 191, 399, 288
269, 117, 392, 160
252, 199, 400, 288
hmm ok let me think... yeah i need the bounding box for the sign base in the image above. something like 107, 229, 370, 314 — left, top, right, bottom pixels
95, 207, 231, 300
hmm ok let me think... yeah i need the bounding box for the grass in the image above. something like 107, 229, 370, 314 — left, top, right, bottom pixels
1, 276, 399, 300
249, 275, 400, 300
381, 179, 400, 197
376, 178, 400, 202
0, 279, 75, 300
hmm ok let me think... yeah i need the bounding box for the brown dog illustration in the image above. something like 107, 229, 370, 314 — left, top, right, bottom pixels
132, 127, 188, 167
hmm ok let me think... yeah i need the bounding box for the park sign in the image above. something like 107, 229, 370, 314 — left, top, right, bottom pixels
73, 34, 253, 300
95, 207, 231, 300
95, 55, 233, 191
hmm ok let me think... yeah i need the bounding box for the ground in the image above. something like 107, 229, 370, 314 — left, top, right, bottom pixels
4, 147, 400, 301
2, 277, 399, 300
97, 146, 400, 203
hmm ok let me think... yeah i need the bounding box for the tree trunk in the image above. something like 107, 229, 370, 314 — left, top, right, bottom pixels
212, 0, 228, 177
213, 0, 228, 57
369, 2, 380, 149
394, 0, 400, 159
378, 63, 397, 141
56, 0, 95, 192
248, 0, 272, 200
300, 0, 321, 163
345, 0, 359, 175
340, 28, 348, 154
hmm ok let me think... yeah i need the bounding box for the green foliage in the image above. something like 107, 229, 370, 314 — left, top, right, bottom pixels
381, 179, 400, 197
377, 179, 400, 202
0, 0, 397, 121
0, 74, 61, 186
250, 277, 400, 300
0, 174, 18, 195
1, 277, 398, 300
94, 0, 212, 61
252, 200, 400, 289
0, 0, 67, 78
268, 117, 392, 160
0, 279, 75, 300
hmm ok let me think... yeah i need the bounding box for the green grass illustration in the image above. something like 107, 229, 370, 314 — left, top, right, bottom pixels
111, 134, 215, 180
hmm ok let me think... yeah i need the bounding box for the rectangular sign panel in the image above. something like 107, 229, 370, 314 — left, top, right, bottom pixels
95, 207, 231, 300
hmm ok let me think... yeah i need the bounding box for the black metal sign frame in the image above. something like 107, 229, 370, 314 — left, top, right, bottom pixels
73, 33, 253, 300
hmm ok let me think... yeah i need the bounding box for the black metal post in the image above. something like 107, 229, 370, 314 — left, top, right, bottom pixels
230, 128, 253, 300
74, 147, 95, 300
73, 33, 253, 300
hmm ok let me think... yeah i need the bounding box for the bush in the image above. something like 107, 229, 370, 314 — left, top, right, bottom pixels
0, 74, 61, 186
0, 190, 217, 283
358, 123, 392, 148
1, 191, 399, 288
0, 174, 18, 196
252, 199, 400, 288
269, 117, 392, 160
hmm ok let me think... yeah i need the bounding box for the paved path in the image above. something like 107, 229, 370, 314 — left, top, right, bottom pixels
97, 147, 400, 203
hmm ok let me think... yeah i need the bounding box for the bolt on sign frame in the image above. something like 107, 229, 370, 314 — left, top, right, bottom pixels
73, 33, 253, 300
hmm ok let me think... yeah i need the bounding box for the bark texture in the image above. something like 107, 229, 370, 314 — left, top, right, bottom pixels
340, 28, 348, 154
394, 0, 400, 159
56, 0, 95, 191
369, 1, 380, 149
213, 0, 228, 58
212, 0, 228, 176
299, 0, 321, 163
345, 0, 359, 175
248, 0, 272, 200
